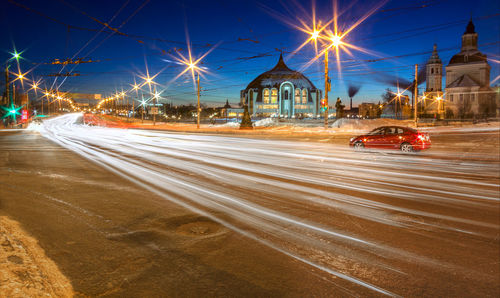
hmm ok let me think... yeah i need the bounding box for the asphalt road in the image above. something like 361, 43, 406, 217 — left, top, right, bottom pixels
1, 114, 499, 297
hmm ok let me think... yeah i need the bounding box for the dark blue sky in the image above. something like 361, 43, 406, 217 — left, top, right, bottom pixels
1, 0, 499, 106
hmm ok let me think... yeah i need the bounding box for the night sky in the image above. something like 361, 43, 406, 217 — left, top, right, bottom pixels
1, 0, 499, 107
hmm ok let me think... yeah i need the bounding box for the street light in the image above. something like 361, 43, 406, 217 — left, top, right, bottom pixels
152, 88, 161, 126
289, 1, 384, 128
436, 95, 444, 119
174, 54, 205, 129
141, 98, 147, 123
130, 82, 140, 120
170, 30, 217, 129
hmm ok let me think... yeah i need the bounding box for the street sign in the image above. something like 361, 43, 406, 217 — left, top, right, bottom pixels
21, 110, 28, 121
151, 107, 159, 115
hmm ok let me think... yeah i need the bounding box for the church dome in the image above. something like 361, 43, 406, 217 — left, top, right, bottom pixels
245, 54, 317, 90
448, 19, 487, 65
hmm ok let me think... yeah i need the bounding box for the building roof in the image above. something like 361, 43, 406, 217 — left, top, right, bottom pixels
465, 18, 475, 34
447, 74, 480, 88
448, 51, 487, 65
244, 54, 317, 90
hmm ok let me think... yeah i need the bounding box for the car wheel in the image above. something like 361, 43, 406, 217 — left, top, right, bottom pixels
400, 142, 413, 153
353, 142, 364, 151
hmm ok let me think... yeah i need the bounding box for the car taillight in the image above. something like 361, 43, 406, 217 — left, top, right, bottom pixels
418, 134, 429, 141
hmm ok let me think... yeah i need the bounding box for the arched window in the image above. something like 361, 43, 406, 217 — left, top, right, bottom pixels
271, 88, 278, 103
284, 90, 289, 100
302, 89, 308, 104
295, 89, 301, 104
431, 68, 434, 74
263, 89, 269, 104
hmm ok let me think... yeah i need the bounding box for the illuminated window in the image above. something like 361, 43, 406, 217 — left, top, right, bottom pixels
271, 88, 278, 104
295, 89, 301, 104
263, 89, 269, 104
302, 89, 308, 104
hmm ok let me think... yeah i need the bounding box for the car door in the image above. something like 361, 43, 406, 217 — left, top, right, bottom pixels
394, 127, 406, 148
384, 127, 400, 149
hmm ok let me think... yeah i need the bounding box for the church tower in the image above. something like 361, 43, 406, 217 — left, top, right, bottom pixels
422, 44, 444, 117
461, 19, 478, 52
426, 44, 442, 93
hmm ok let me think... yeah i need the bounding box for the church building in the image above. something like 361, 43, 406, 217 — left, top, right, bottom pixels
443, 19, 497, 117
240, 54, 322, 118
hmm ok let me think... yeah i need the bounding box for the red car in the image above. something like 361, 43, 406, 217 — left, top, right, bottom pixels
349, 126, 431, 152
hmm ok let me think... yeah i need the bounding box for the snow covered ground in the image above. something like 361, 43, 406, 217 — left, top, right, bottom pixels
211, 117, 500, 134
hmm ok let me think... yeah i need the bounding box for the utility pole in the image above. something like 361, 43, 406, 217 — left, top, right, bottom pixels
141, 94, 144, 124
414, 64, 418, 127
197, 73, 201, 129
153, 86, 156, 126
5, 66, 10, 106
324, 49, 329, 129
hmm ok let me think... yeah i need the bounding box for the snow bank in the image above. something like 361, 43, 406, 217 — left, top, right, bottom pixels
419, 121, 500, 133
330, 118, 414, 133
213, 121, 240, 128
254, 118, 277, 127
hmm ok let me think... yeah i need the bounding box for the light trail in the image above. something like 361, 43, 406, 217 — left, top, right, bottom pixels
34, 114, 500, 295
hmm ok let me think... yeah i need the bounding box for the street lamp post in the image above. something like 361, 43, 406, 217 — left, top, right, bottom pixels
197, 73, 201, 129
153, 87, 157, 126
141, 95, 145, 124
323, 49, 329, 128
414, 64, 418, 126
436, 95, 443, 119
395, 93, 401, 120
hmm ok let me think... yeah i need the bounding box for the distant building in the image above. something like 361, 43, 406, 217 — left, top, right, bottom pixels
443, 19, 497, 118
67, 93, 102, 108
240, 54, 322, 118
382, 94, 411, 119
358, 102, 380, 118
345, 107, 359, 118
219, 100, 243, 118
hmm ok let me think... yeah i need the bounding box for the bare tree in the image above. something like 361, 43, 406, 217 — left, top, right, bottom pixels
457, 97, 472, 119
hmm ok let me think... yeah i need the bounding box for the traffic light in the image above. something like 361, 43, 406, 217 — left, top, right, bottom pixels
320, 98, 327, 112
1, 104, 22, 119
